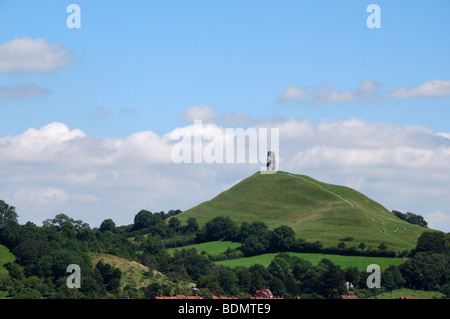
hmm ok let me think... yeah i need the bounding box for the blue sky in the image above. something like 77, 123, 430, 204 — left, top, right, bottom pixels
1, 1, 450, 231
1, 0, 449, 137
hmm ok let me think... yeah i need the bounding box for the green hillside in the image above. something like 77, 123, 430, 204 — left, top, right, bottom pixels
176, 171, 430, 251
0, 244, 15, 276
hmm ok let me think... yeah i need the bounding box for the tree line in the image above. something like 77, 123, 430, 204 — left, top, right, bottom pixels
1, 200, 449, 299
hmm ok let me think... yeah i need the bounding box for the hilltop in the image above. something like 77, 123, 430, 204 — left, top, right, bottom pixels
176, 171, 430, 251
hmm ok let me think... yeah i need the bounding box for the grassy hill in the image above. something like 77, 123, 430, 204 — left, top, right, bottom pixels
176, 171, 430, 251
89, 253, 193, 293
0, 244, 15, 277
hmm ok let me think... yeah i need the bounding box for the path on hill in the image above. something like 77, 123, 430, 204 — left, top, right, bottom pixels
288, 174, 355, 208
288, 174, 416, 249
381, 227, 416, 249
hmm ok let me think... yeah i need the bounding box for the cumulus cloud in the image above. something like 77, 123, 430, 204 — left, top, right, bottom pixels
0, 37, 74, 73
387, 79, 450, 98
1, 118, 450, 232
0, 83, 52, 98
178, 105, 217, 122
279, 79, 450, 104
94, 106, 113, 118
278, 79, 382, 104
177, 104, 256, 127
425, 212, 450, 232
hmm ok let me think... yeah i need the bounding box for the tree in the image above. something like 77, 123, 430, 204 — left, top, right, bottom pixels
4, 262, 25, 281
405, 212, 428, 228
415, 231, 448, 254
382, 266, 405, 291
233, 267, 252, 294
392, 210, 428, 227
168, 217, 181, 232
238, 221, 268, 242
270, 225, 295, 251
42, 214, 77, 239
268, 257, 290, 279
142, 282, 170, 299
248, 264, 272, 293
184, 217, 199, 234
0, 200, 18, 229
173, 248, 212, 281
140, 237, 165, 255
399, 252, 449, 291
319, 259, 345, 298
217, 267, 239, 296
344, 266, 360, 285
358, 242, 366, 251
197, 216, 238, 242
291, 257, 313, 282
241, 234, 270, 256
99, 219, 116, 233
95, 260, 122, 292
133, 210, 153, 230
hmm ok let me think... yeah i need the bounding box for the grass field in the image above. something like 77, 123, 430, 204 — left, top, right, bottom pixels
215, 252, 405, 271
370, 288, 445, 299
175, 171, 430, 252
166, 240, 405, 272
0, 244, 15, 277
89, 253, 193, 291
167, 241, 241, 256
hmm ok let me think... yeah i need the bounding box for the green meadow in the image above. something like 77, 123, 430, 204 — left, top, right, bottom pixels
0, 244, 15, 277
215, 252, 405, 271
166, 240, 405, 272
167, 240, 241, 256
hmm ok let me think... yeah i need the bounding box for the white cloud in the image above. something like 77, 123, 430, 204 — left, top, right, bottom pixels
177, 104, 254, 126
438, 132, 450, 140
387, 79, 450, 98
279, 79, 450, 104
1, 118, 450, 232
94, 106, 113, 118
178, 105, 217, 122
11, 187, 69, 205
278, 85, 311, 103
0, 83, 51, 98
278, 79, 381, 104
0, 37, 74, 73
425, 212, 450, 232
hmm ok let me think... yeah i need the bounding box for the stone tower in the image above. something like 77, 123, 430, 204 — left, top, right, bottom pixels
267, 151, 276, 172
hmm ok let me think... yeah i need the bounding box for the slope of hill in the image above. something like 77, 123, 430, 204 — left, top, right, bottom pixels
89, 253, 193, 292
0, 244, 15, 277
176, 171, 430, 251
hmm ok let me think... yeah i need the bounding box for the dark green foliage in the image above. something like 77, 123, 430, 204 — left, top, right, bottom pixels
141, 282, 171, 299
399, 252, 450, 291
196, 216, 239, 242
241, 233, 270, 256
140, 237, 165, 255
99, 219, 116, 233
0, 200, 18, 229
4, 262, 25, 281
415, 231, 449, 254
95, 260, 122, 292
172, 248, 212, 281
392, 210, 428, 228
184, 217, 199, 234
382, 265, 405, 291
237, 221, 268, 242
270, 225, 296, 251
1, 197, 448, 299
